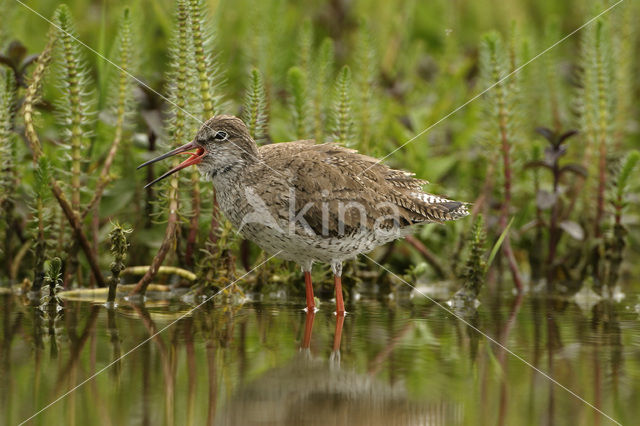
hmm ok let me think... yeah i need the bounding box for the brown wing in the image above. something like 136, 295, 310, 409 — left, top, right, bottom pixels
256, 142, 468, 237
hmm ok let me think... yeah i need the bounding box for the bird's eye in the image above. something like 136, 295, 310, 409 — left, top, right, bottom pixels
214, 131, 227, 141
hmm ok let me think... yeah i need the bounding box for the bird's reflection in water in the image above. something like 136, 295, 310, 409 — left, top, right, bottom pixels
217, 311, 462, 426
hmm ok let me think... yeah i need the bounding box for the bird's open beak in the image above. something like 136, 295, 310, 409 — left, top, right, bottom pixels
137, 140, 205, 188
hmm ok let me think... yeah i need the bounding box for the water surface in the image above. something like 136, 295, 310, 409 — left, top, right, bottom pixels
1, 286, 638, 425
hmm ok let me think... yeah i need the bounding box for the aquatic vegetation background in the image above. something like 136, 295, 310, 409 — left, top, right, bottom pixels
1, 1, 640, 425
0, 0, 638, 301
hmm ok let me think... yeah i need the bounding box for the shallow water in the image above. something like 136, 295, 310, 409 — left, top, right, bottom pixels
1, 285, 639, 426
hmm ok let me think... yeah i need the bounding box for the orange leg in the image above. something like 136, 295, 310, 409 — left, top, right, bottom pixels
304, 271, 315, 312
333, 310, 345, 352
334, 274, 345, 314
301, 309, 315, 350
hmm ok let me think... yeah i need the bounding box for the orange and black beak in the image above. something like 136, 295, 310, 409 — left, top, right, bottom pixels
138, 140, 205, 188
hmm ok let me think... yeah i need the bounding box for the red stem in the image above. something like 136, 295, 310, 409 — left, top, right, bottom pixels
498, 107, 523, 292
595, 140, 607, 237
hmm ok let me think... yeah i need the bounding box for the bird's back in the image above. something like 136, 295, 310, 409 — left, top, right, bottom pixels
250, 141, 468, 238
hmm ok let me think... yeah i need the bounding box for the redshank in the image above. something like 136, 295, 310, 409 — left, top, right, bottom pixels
139, 115, 468, 313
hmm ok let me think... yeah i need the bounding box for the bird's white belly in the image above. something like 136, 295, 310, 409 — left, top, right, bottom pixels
215, 183, 407, 265
237, 221, 401, 264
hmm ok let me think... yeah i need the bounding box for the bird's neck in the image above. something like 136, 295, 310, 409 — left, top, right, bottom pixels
207, 138, 261, 189
207, 160, 243, 186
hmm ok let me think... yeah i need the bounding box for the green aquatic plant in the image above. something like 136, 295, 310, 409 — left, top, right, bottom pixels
576, 19, 598, 196
458, 215, 487, 297
538, 18, 565, 132
575, 16, 618, 285
331, 65, 354, 147
479, 31, 522, 290
526, 127, 585, 283
1, 0, 638, 303
592, 21, 613, 239
0, 71, 16, 273
42, 257, 63, 306
107, 222, 132, 305
29, 157, 54, 292
188, 0, 225, 119
611, 5, 634, 150
195, 219, 241, 292
604, 151, 640, 290
21, 27, 103, 288
133, 0, 192, 296
297, 20, 313, 79
612, 151, 640, 228
185, 0, 227, 267
22, 28, 54, 161
53, 4, 95, 213
52, 5, 96, 285
242, 67, 268, 143
354, 27, 377, 151
311, 38, 334, 144
577, 19, 614, 238
287, 66, 309, 139
88, 9, 137, 217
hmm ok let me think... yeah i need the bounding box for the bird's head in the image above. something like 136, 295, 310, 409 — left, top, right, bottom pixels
138, 115, 259, 188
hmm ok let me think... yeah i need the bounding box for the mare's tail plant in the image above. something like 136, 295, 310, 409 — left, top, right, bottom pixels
185, 0, 227, 267
577, 20, 614, 238
287, 66, 310, 139
576, 17, 617, 284
611, 4, 635, 150
458, 215, 487, 298
0, 72, 15, 205
592, 21, 613, 239
133, 0, 191, 296
604, 151, 639, 290
0, 70, 17, 277
53, 5, 95, 285
107, 222, 132, 305
87, 8, 137, 222
542, 18, 564, 132
53, 5, 95, 214
21, 8, 106, 287
311, 38, 334, 143
354, 27, 377, 152
242, 67, 268, 143
479, 31, 523, 290
331, 65, 355, 147
41, 257, 63, 309
30, 157, 54, 293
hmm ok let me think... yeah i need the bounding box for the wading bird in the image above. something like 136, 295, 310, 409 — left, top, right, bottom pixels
139, 115, 468, 314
